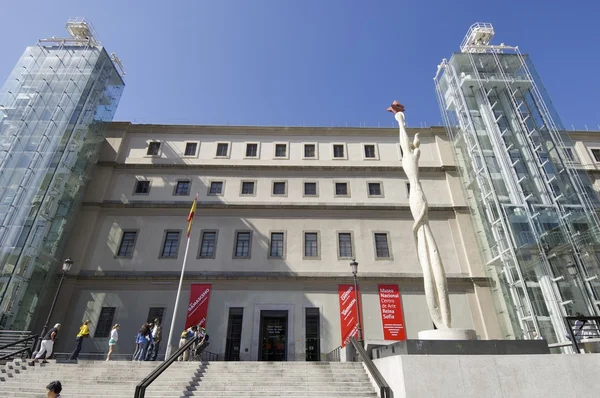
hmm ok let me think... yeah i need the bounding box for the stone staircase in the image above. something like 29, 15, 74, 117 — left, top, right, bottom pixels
0, 359, 202, 397
189, 361, 378, 397
0, 359, 378, 397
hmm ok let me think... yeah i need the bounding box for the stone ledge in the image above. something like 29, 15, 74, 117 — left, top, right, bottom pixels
81, 201, 468, 212
96, 161, 457, 173
67, 271, 490, 285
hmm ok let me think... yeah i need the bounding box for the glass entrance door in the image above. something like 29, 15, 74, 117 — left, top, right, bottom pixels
259, 310, 287, 361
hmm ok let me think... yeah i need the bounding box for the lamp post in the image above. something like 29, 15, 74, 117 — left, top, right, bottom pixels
39, 258, 73, 340
350, 259, 363, 343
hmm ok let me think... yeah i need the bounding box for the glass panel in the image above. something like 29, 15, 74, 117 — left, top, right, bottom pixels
184, 143, 197, 156
95, 307, 116, 338
275, 144, 287, 157
335, 183, 348, 196
338, 233, 352, 257
374, 233, 389, 258
304, 233, 318, 257
270, 233, 284, 257
304, 183, 317, 196
161, 232, 180, 258
273, 182, 286, 195
304, 144, 315, 158
235, 232, 250, 257
200, 232, 216, 258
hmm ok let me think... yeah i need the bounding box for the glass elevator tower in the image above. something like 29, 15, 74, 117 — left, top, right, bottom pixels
0, 18, 125, 329
434, 23, 600, 347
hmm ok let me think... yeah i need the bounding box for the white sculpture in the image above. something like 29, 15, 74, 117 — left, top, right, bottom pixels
388, 101, 452, 330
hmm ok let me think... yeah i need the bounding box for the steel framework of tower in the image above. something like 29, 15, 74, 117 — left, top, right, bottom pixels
0, 18, 124, 329
434, 23, 600, 348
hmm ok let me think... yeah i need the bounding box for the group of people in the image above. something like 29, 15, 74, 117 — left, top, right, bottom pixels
132, 318, 163, 361
178, 324, 208, 361
31, 317, 210, 363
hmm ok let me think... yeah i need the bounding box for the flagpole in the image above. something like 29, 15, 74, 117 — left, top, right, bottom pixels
165, 193, 198, 359
164, 236, 191, 359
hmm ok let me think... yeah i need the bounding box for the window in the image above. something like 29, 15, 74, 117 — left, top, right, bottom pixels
209, 181, 224, 196
304, 144, 317, 159
272, 181, 287, 196
147, 142, 161, 156
216, 143, 229, 157
564, 148, 574, 162
304, 232, 319, 258
406, 183, 411, 198
184, 142, 198, 157
364, 144, 376, 159
368, 182, 383, 197
591, 149, 600, 162
333, 144, 345, 159
234, 231, 252, 258
134, 180, 150, 195
275, 143, 288, 158
241, 181, 255, 195
245, 143, 258, 158
269, 232, 285, 258
174, 180, 191, 196
199, 230, 218, 258
374, 233, 391, 258
117, 231, 138, 258
304, 182, 318, 196
95, 307, 116, 338
147, 307, 165, 324
338, 233, 353, 258
335, 182, 349, 197
161, 231, 181, 258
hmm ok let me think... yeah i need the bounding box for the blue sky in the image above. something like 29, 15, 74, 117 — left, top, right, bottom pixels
1, 0, 598, 129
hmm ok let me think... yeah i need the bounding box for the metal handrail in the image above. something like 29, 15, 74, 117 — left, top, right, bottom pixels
566, 316, 600, 353
0, 334, 38, 362
348, 337, 392, 398
325, 345, 341, 362
134, 336, 199, 398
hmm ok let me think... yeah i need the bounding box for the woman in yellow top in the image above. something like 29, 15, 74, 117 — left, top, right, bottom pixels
69, 320, 91, 360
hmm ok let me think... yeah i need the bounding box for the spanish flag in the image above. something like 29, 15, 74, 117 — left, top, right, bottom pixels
187, 193, 198, 238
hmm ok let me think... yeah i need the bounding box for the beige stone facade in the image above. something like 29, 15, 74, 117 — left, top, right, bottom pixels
48, 123, 600, 360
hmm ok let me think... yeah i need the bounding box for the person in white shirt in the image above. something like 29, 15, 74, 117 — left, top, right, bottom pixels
106, 324, 120, 361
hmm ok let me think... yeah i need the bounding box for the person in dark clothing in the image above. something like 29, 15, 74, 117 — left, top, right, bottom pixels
69, 320, 91, 360
34, 323, 61, 361
46, 380, 62, 397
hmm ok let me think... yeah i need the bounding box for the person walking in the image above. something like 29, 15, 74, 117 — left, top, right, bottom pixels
133, 323, 151, 361
34, 323, 60, 362
69, 320, 91, 360
148, 318, 162, 361
106, 324, 120, 361
45, 380, 62, 398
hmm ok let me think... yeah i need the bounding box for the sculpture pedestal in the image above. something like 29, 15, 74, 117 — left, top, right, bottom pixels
418, 328, 477, 340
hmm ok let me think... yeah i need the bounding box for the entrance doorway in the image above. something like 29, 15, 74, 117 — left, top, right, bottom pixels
259, 310, 288, 361
225, 307, 244, 361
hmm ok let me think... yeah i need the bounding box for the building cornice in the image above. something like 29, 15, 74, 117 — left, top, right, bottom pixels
81, 200, 468, 212
96, 161, 457, 173
109, 121, 448, 137
68, 270, 490, 286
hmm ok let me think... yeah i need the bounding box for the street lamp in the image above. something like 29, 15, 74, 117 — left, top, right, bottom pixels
39, 258, 73, 341
350, 259, 363, 343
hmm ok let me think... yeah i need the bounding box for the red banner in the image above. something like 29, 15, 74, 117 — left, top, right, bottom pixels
378, 284, 406, 340
338, 284, 362, 347
185, 284, 212, 329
